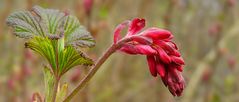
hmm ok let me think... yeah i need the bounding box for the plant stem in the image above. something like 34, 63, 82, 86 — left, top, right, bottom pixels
63, 44, 116, 102
52, 77, 60, 102
32, 92, 43, 102
63, 38, 131, 102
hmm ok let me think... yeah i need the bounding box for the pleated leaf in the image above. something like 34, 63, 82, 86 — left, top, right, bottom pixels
7, 5, 95, 75
6, 10, 44, 38
58, 46, 94, 76
63, 15, 95, 47
6, 5, 95, 48
25, 37, 93, 75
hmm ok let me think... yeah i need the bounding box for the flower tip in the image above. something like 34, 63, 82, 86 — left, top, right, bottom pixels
176, 66, 183, 72
132, 18, 145, 27
156, 63, 166, 77
146, 56, 157, 77
141, 28, 173, 40
128, 18, 146, 35
113, 21, 130, 44
172, 56, 185, 65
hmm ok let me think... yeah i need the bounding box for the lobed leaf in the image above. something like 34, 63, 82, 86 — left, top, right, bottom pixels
25, 37, 57, 70
63, 15, 95, 47
26, 37, 94, 75
7, 5, 95, 75
6, 5, 95, 48
58, 46, 94, 76
6, 11, 44, 38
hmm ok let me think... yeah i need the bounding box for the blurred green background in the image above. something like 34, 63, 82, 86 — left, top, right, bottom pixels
0, 0, 239, 102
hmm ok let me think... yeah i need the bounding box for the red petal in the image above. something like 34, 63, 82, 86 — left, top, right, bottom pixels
163, 35, 174, 41
156, 47, 171, 63
154, 40, 174, 51
141, 27, 173, 40
127, 18, 145, 35
130, 36, 152, 45
119, 44, 156, 55
166, 41, 180, 56
135, 45, 156, 55
156, 61, 166, 77
119, 44, 139, 55
176, 65, 183, 72
172, 51, 181, 57
113, 20, 130, 44
161, 73, 168, 86
146, 56, 157, 77
169, 41, 178, 50
171, 56, 185, 65
154, 40, 180, 56
168, 66, 181, 82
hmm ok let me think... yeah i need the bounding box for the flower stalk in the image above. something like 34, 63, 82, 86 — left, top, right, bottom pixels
63, 38, 131, 102
52, 77, 60, 102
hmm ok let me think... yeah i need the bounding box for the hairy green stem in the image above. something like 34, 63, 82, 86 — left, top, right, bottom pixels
63, 38, 131, 102
52, 77, 60, 102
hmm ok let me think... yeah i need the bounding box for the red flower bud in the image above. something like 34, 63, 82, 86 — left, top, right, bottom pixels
147, 56, 157, 77
156, 61, 166, 77
113, 21, 130, 44
113, 18, 185, 96
128, 18, 145, 35
140, 27, 172, 40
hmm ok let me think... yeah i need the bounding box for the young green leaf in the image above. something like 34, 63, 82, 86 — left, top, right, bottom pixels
26, 37, 93, 75
7, 5, 95, 75
58, 46, 94, 76
6, 11, 45, 38
63, 15, 95, 48
7, 5, 95, 48
25, 37, 57, 71
44, 66, 55, 102
32, 5, 95, 48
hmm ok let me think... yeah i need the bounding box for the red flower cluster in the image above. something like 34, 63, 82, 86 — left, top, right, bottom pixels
114, 18, 185, 96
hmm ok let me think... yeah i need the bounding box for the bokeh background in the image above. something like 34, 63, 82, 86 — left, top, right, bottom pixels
0, 0, 239, 102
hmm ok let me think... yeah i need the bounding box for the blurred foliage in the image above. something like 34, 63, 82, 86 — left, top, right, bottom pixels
0, 0, 239, 102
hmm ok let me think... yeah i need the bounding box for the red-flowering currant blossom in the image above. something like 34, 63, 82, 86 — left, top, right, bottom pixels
114, 18, 185, 96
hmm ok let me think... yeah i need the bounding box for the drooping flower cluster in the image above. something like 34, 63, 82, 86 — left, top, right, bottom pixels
114, 18, 185, 96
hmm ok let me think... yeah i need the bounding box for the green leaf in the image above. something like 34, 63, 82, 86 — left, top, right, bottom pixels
25, 37, 57, 70
32, 5, 65, 34
6, 5, 95, 48
6, 10, 44, 38
43, 66, 55, 102
26, 37, 94, 75
56, 83, 68, 102
63, 15, 95, 47
58, 46, 94, 75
